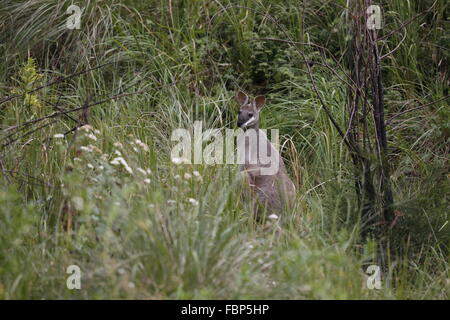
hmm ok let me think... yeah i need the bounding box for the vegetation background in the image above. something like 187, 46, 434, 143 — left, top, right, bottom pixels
0, 0, 448, 299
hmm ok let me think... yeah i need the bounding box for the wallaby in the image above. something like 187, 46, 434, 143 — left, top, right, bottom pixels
236, 91, 296, 217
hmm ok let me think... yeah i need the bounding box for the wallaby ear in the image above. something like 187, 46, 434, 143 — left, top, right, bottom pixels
236, 90, 249, 106
254, 95, 265, 110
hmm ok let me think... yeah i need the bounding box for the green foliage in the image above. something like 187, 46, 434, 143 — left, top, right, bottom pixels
10, 57, 44, 120
0, 0, 448, 299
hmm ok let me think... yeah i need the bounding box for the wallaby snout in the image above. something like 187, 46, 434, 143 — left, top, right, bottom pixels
237, 109, 255, 128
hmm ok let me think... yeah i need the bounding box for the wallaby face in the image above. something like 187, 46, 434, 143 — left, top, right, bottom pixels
236, 91, 265, 130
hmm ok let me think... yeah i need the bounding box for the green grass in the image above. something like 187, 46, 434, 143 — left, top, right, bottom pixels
0, 0, 448, 299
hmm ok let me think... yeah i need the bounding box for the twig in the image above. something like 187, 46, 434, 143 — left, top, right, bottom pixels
378, 2, 436, 41
0, 169, 54, 188
387, 95, 450, 124
0, 81, 178, 150
380, 27, 408, 60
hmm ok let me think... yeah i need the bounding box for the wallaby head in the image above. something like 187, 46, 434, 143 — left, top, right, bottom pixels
236, 91, 265, 130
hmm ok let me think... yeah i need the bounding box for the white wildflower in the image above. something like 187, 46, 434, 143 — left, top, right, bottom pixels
114, 150, 122, 156
146, 168, 152, 175
88, 144, 102, 153
135, 139, 149, 152
73, 157, 82, 162
124, 166, 133, 174
94, 129, 101, 135
80, 145, 93, 152
193, 170, 203, 182
188, 198, 199, 206
110, 157, 133, 174
110, 157, 122, 165
143, 178, 151, 184
171, 157, 182, 165
98, 165, 104, 170
137, 167, 147, 176
174, 174, 181, 180
268, 214, 279, 220
78, 124, 93, 132
87, 133, 97, 141
53, 133, 64, 139
167, 199, 176, 205
113, 142, 123, 148
87, 163, 94, 169
171, 157, 190, 165
184, 173, 192, 180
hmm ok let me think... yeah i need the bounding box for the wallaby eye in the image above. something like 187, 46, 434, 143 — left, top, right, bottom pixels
248, 113, 254, 117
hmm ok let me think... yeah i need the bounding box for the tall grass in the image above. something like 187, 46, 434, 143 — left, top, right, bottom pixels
0, 0, 448, 299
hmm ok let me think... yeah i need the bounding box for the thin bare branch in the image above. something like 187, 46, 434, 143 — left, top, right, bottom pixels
387, 95, 450, 124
